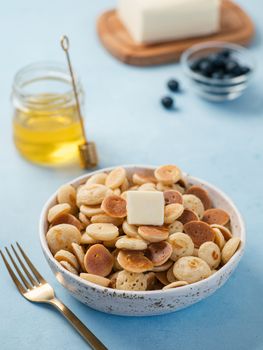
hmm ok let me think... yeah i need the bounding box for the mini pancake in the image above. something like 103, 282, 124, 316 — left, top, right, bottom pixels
120, 177, 130, 192
210, 224, 232, 241
84, 244, 113, 277
54, 249, 80, 271
46, 224, 81, 255
172, 183, 185, 194
184, 221, 215, 248
80, 273, 110, 287
111, 249, 123, 271
166, 265, 177, 283
117, 250, 153, 273
177, 209, 199, 225
156, 182, 172, 192
60, 261, 78, 275
168, 221, 184, 234
145, 272, 156, 290
57, 184, 77, 213
105, 167, 126, 189
85, 172, 107, 186
51, 213, 83, 231
170, 250, 178, 261
138, 226, 169, 243
163, 190, 183, 205
155, 271, 170, 286
71, 243, 86, 271
154, 165, 182, 185
221, 237, 241, 264
212, 227, 226, 249
78, 212, 90, 227
138, 183, 156, 191
146, 241, 173, 266
80, 204, 104, 217
164, 203, 184, 224
186, 185, 212, 210
116, 270, 147, 291
47, 203, 71, 223
121, 191, 128, 200
198, 241, 221, 269
101, 195, 127, 218
86, 223, 119, 241
129, 185, 139, 191
132, 171, 157, 185
168, 232, 194, 258
202, 208, 230, 226
90, 214, 124, 226
77, 184, 113, 206
163, 281, 188, 290
113, 188, 121, 196
109, 271, 120, 288
173, 256, 211, 283
182, 194, 204, 219
116, 236, 148, 250
122, 220, 138, 237
152, 260, 173, 272
80, 233, 100, 245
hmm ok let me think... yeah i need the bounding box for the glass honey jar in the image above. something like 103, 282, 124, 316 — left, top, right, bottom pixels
12, 62, 85, 166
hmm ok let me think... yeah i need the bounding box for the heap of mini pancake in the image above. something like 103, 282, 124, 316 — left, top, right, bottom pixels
46, 165, 241, 291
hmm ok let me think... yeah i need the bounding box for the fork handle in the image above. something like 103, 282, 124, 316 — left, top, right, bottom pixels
49, 298, 108, 350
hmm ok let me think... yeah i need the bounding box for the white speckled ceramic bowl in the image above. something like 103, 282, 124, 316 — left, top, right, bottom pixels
39, 165, 245, 316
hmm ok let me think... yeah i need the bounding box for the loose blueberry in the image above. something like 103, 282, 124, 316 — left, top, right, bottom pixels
167, 79, 180, 92
161, 96, 174, 109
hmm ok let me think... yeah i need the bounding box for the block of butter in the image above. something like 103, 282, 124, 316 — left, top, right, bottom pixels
118, 0, 221, 44
127, 191, 164, 226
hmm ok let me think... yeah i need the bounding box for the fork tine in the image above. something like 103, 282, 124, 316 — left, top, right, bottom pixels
11, 244, 38, 287
16, 242, 46, 284
0, 250, 26, 294
5, 247, 32, 289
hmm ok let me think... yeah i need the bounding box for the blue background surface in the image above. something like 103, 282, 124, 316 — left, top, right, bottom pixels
0, 1, 262, 349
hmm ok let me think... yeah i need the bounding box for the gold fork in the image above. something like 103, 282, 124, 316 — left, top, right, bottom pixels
0, 242, 108, 350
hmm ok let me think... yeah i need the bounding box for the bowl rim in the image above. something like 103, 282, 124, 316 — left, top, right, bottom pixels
39, 164, 246, 296
181, 41, 255, 86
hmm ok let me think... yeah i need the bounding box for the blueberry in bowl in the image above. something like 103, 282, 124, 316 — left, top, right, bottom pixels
181, 42, 255, 102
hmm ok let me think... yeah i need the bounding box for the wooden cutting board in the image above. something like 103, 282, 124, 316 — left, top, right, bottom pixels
97, 0, 255, 66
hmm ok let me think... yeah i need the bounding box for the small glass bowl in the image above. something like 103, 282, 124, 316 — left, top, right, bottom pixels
181, 42, 255, 102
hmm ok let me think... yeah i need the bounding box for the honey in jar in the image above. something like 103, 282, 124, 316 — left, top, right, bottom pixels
12, 62, 85, 166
